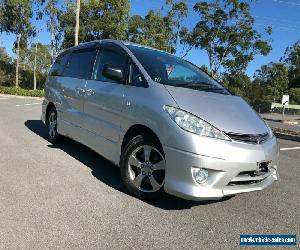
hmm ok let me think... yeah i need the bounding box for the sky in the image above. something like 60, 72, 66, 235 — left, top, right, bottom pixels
0, 0, 299, 77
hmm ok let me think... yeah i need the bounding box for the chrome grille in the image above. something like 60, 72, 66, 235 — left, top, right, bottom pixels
225, 132, 269, 144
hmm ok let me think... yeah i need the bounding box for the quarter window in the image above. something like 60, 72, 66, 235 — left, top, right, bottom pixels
93, 49, 128, 83
63, 50, 96, 79
49, 51, 70, 76
128, 63, 146, 87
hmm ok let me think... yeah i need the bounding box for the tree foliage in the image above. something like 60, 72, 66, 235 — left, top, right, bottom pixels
0, 45, 47, 89
60, 0, 130, 48
254, 63, 289, 102
128, 0, 188, 53
0, 0, 35, 47
0, 1, 4, 31
39, 0, 62, 60
281, 40, 300, 88
0, 46, 15, 86
222, 71, 251, 96
180, 0, 272, 77
20, 43, 52, 73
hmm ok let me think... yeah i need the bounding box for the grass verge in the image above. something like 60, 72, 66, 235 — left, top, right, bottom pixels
0, 86, 44, 97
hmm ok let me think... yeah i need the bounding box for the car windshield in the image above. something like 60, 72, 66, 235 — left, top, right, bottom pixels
126, 44, 230, 95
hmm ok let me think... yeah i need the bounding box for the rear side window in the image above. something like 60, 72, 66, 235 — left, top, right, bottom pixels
92, 48, 128, 83
63, 50, 96, 79
49, 51, 70, 76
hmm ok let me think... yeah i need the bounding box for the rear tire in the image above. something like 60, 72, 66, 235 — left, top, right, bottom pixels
47, 106, 60, 143
120, 134, 166, 200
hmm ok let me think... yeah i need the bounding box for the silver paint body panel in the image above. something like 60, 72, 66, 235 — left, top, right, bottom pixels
42, 40, 279, 200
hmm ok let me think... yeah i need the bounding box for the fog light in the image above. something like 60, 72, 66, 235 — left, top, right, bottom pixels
192, 167, 209, 184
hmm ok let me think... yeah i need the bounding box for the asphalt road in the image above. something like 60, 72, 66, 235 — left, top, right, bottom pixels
0, 95, 299, 249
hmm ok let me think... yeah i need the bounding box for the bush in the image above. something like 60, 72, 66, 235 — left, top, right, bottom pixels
19, 69, 47, 89
251, 100, 272, 113
289, 88, 300, 105
0, 86, 44, 97
0, 59, 15, 86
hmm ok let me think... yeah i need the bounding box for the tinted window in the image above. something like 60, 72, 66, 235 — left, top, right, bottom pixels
63, 50, 96, 79
92, 48, 128, 83
128, 63, 147, 87
49, 51, 70, 76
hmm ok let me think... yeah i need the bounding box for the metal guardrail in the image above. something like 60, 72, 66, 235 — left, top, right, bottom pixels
271, 103, 300, 110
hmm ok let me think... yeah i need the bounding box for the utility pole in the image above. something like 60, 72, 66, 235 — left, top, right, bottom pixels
15, 34, 21, 88
33, 41, 38, 90
75, 0, 80, 46
33, 28, 41, 90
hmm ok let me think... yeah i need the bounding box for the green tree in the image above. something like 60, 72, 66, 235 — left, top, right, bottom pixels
128, 0, 187, 53
0, 0, 35, 46
163, 0, 188, 53
35, 0, 62, 60
43, 0, 62, 60
20, 43, 51, 73
60, 0, 130, 49
0, 46, 10, 62
0, 0, 35, 87
254, 63, 289, 103
0, 46, 14, 86
11, 42, 51, 89
222, 71, 251, 97
32, 43, 52, 74
180, 0, 272, 77
281, 40, 300, 88
288, 88, 300, 104
0, 1, 4, 32
245, 78, 263, 104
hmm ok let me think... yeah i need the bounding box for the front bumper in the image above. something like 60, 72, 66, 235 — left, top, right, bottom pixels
163, 136, 279, 201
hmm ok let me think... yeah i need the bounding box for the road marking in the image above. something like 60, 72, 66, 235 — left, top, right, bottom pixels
0, 97, 8, 100
280, 147, 300, 151
16, 102, 41, 107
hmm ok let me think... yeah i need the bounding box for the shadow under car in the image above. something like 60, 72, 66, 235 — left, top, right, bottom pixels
24, 119, 234, 210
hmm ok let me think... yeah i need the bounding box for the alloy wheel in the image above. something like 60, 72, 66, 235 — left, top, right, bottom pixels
48, 111, 57, 139
127, 145, 165, 192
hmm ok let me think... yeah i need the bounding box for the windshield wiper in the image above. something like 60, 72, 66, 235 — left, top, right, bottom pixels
176, 82, 224, 91
175, 82, 230, 95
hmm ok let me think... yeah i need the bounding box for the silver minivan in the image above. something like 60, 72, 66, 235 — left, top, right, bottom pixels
42, 39, 279, 201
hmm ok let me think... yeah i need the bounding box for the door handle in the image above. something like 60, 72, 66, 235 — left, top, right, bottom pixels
85, 89, 95, 96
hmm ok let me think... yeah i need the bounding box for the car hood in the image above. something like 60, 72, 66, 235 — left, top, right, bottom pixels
165, 85, 268, 135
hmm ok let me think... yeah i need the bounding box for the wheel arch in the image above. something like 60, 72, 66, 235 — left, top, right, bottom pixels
45, 102, 56, 125
121, 124, 164, 154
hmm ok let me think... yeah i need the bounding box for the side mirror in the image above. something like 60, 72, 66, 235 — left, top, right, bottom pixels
102, 64, 124, 82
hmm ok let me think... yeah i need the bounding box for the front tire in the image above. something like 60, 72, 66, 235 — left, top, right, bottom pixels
120, 134, 166, 200
47, 106, 60, 143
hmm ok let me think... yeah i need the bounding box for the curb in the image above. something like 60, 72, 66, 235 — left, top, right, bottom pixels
0, 94, 43, 100
264, 117, 299, 125
271, 127, 300, 142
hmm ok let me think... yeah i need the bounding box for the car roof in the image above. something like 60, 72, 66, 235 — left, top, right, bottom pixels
121, 41, 168, 53
59, 39, 168, 55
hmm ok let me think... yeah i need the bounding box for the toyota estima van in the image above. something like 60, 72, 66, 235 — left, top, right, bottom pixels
42, 39, 279, 201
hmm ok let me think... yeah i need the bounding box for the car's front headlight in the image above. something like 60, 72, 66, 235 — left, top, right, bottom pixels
163, 105, 231, 141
